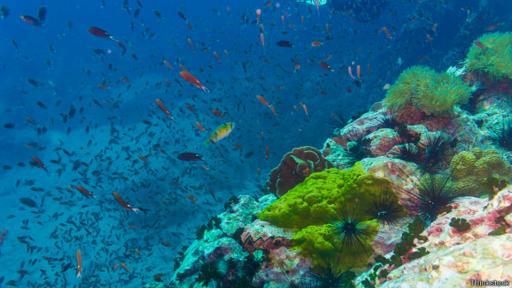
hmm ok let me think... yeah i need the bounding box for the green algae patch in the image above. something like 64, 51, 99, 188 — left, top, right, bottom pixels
384, 65, 471, 116
292, 220, 379, 274
466, 32, 512, 80
450, 148, 511, 197
258, 164, 394, 229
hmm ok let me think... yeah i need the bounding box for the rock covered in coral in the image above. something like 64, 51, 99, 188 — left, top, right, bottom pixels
172, 194, 276, 287
355, 186, 512, 288
267, 146, 332, 196
449, 148, 511, 197
378, 234, 512, 288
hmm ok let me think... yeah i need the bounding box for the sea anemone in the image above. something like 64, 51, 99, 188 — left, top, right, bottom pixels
384, 66, 471, 116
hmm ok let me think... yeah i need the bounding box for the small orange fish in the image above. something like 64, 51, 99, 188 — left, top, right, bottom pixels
380, 26, 393, 40
112, 191, 147, 213
300, 102, 309, 117
121, 262, 130, 272
162, 59, 173, 70
212, 108, 224, 117
320, 61, 333, 72
256, 95, 277, 116
31, 156, 47, 171
256, 8, 262, 24
311, 40, 322, 47
138, 155, 149, 163
186, 194, 197, 204
76, 249, 82, 278
293, 61, 301, 72
155, 98, 173, 119
195, 121, 206, 132
74, 185, 94, 198
179, 70, 209, 93
474, 40, 487, 50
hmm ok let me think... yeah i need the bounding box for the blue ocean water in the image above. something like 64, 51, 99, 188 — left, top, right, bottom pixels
0, 0, 511, 287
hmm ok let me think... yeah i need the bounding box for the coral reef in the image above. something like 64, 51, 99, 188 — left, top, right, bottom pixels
168, 34, 512, 288
267, 146, 332, 196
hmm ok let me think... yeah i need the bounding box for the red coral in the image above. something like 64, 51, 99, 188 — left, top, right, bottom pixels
267, 146, 332, 196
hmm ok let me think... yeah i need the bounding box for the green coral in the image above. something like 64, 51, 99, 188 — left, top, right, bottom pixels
258, 164, 395, 229
449, 148, 511, 197
466, 32, 512, 80
258, 164, 403, 275
292, 220, 379, 274
384, 65, 471, 116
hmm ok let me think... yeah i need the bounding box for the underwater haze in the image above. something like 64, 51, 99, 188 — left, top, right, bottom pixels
1, 0, 512, 287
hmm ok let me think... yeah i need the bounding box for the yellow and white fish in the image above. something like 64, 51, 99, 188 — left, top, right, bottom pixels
206, 122, 235, 144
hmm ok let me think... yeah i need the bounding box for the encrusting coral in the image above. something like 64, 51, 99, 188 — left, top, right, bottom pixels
258, 164, 398, 229
292, 219, 379, 275
449, 148, 511, 197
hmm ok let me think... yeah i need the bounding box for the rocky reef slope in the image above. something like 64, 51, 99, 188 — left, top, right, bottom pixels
149, 32, 512, 288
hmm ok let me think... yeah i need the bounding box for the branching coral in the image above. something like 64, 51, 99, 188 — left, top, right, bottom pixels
384, 66, 471, 116
466, 32, 512, 80
449, 148, 511, 197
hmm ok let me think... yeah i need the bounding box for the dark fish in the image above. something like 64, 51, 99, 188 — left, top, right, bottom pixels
89, 26, 110, 38
177, 11, 187, 21
4, 123, 14, 129
20, 15, 41, 26
0, 5, 9, 19
276, 40, 293, 47
36, 101, 47, 109
27, 78, 40, 87
38, 6, 47, 22
20, 197, 37, 208
177, 152, 202, 161
93, 48, 106, 55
